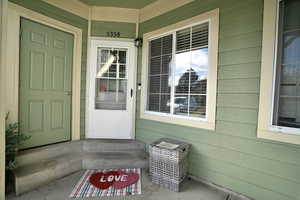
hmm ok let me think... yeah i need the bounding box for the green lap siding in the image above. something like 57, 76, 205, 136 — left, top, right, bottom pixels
9, 0, 88, 139
91, 20, 136, 39
136, 0, 300, 200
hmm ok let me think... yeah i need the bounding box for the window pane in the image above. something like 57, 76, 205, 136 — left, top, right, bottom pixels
150, 38, 162, 57
96, 47, 128, 110
190, 48, 208, 94
148, 94, 159, 112
95, 79, 127, 110
175, 51, 191, 94
189, 95, 206, 118
174, 95, 189, 116
160, 95, 170, 113
118, 50, 126, 64
147, 35, 172, 114
176, 28, 191, 52
273, 0, 300, 128
163, 35, 173, 54
149, 76, 160, 93
192, 23, 209, 49
149, 57, 161, 75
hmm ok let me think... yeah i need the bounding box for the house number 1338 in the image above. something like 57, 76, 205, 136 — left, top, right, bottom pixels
107, 32, 120, 38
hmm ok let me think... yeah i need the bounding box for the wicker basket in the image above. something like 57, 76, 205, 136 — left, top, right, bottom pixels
149, 138, 190, 192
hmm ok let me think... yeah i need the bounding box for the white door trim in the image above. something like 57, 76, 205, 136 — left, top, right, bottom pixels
85, 38, 137, 139
6, 2, 82, 140
0, 0, 8, 198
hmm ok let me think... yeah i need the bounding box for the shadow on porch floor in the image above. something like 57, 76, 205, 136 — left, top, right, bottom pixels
6, 170, 237, 200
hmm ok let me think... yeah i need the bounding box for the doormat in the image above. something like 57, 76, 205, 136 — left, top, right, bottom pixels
69, 168, 142, 198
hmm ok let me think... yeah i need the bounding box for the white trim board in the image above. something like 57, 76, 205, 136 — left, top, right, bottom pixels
43, 0, 90, 19
43, 0, 195, 24
139, 0, 194, 23
91, 6, 139, 23
0, 0, 8, 198
6, 2, 82, 141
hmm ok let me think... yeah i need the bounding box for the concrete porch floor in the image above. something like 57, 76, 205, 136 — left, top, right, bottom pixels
6, 170, 237, 200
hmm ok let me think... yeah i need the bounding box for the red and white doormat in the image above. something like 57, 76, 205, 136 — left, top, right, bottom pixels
69, 168, 142, 198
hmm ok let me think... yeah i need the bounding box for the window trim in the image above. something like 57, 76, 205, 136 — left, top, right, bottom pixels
140, 9, 219, 130
258, 0, 300, 144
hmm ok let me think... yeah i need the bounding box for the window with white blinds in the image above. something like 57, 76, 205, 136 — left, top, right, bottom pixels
147, 22, 209, 119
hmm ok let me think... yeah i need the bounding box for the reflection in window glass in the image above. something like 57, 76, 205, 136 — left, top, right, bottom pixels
174, 49, 208, 118
95, 47, 128, 110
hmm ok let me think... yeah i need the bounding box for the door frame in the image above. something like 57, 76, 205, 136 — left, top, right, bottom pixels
85, 37, 137, 139
6, 2, 82, 141
0, 0, 7, 198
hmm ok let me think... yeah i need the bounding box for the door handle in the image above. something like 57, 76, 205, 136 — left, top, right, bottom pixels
65, 91, 72, 96
130, 89, 133, 98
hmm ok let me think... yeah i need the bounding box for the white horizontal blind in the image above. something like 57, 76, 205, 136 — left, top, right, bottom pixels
176, 23, 209, 52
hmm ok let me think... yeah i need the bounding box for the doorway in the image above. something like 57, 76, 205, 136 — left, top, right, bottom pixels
87, 39, 136, 139
19, 18, 73, 149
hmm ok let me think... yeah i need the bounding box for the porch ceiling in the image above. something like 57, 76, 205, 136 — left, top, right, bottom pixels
78, 0, 157, 9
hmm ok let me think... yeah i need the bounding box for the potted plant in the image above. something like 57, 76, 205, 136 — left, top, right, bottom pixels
5, 113, 30, 193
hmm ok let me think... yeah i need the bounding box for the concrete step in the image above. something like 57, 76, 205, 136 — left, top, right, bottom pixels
16, 141, 82, 167
82, 139, 145, 152
17, 139, 145, 167
14, 140, 148, 195
14, 153, 82, 195
83, 152, 149, 170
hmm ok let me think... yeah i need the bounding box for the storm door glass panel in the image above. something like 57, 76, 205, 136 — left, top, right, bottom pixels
174, 23, 208, 118
95, 47, 127, 110
147, 35, 172, 113
273, 0, 300, 128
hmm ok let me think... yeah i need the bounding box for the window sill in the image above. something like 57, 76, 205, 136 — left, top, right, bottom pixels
257, 128, 300, 145
140, 112, 215, 130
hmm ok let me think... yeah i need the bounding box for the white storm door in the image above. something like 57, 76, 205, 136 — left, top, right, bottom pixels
87, 40, 136, 139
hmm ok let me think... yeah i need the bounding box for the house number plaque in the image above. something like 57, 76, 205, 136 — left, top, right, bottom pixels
106, 32, 121, 38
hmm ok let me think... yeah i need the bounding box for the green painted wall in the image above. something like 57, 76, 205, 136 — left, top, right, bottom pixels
136, 0, 300, 200
79, 0, 156, 9
91, 20, 136, 39
8, 0, 88, 139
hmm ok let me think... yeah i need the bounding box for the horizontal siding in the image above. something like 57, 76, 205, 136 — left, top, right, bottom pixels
9, 0, 88, 138
218, 62, 260, 80
137, 0, 300, 199
91, 20, 136, 38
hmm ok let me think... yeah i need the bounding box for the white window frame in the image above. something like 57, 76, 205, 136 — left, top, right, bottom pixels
140, 9, 219, 130
258, 0, 300, 144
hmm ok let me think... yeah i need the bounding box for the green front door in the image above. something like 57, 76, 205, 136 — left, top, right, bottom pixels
19, 18, 74, 149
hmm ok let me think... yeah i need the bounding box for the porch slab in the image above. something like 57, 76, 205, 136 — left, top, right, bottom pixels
6, 170, 238, 200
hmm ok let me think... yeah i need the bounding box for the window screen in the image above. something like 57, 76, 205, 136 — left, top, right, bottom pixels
273, 0, 300, 128
147, 22, 209, 119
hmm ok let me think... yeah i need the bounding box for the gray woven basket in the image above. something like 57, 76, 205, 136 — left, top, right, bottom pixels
149, 138, 190, 192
